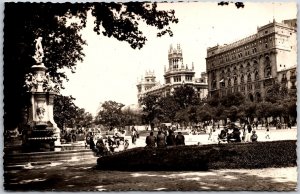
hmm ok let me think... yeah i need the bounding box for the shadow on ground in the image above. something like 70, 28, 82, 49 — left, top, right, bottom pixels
4, 161, 297, 191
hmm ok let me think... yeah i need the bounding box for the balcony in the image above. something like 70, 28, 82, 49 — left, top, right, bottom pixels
263, 77, 274, 87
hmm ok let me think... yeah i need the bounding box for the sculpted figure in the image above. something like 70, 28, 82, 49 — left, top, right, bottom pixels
32, 37, 44, 64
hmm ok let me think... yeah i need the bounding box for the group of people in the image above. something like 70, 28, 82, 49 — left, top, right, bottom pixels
208, 123, 259, 144
145, 130, 185, 148
86, 130, 129, 156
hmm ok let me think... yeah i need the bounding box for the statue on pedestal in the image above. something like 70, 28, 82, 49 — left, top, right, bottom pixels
32, 37, 44, 65
23, 36, 61, 151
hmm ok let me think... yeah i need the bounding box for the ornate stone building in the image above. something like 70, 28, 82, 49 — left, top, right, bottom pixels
137, 44, 208, 103
206, 19, 297, 101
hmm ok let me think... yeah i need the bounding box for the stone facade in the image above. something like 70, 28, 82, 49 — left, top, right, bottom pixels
206, 19, 297, 101
137, 44, 208, 103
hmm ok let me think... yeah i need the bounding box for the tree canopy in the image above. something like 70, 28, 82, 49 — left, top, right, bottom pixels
4, 2, 178, 130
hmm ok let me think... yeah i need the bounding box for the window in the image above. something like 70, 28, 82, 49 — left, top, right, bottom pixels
174, 76, 181, 82
234, 77, 238, 85
185, 75, 193, 82
247, 73, 252, 82
166, 78, 170, 84
255, 71, 259, 80
241, 74, 245, 83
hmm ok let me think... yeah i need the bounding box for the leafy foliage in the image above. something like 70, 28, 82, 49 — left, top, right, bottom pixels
95, 101, 125, 129
4, 2, 178, 130
54, 95, 93, 130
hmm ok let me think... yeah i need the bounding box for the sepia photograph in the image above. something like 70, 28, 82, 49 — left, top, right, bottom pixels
3, 1, 297, 191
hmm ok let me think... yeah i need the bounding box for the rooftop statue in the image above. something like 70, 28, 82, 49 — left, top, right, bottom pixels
32, 37, 44, 64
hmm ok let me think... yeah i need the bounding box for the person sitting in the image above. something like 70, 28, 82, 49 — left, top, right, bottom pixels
95, 138, 109, 156
218, 128, 227, 141
231, 128, 241, 142
124, 139, 129, 150
175, 132, 185, 145
250, 131, 258, 142
166, 130, 176, 146
145, 131, 156, 148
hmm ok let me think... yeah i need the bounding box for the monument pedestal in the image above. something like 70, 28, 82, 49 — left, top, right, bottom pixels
23, 64, 61, 152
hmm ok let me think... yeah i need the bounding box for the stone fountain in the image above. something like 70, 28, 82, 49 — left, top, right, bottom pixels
22, 37, 61, 152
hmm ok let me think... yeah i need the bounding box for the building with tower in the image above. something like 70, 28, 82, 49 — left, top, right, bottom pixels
137, 44, 208, 104
206, 19, 297, 101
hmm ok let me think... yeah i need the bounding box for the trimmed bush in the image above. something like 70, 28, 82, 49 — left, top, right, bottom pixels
96, 140, 296, 171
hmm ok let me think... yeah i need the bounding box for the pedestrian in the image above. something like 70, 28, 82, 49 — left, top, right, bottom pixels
175, 132, 185, 145
287, 122, 292, 129
265, 127, 270, 139
131, 129, 137, 145
156, 131, 166, 148
166, 130, 176, 146
145, 131, 156, 148
250, 131, 258, 142
211, 128, 219, 143
89, 136, 95, 151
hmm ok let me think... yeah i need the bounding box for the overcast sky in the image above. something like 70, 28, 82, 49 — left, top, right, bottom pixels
60, 2, 297, 116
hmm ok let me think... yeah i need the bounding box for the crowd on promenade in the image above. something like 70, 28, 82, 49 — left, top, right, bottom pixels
145, 130, 185, 148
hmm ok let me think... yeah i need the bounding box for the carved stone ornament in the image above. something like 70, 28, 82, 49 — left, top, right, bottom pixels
36, 106, 46, 121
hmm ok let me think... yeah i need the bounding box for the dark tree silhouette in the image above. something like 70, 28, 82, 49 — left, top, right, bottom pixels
4, 2, 178, 130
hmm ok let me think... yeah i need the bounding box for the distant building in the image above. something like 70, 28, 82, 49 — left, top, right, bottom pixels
137, 44, 208, 104
206, 19, 297, 101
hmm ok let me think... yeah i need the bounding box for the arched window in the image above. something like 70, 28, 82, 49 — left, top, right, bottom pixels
247, 73, 252, 82
249, 93, 254, 102
255, 92, 261, 102
212, 80, 216, 89
253, 60, 258, 71
228, 78, 232, 86
264, 56, 271, 78
234, 76, 238, 85
241, 74, 245, 83
255, 71, 259, 80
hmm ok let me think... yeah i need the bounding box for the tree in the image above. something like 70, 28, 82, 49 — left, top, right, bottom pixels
196, 104, 214, 123
158, 95, 180, 123
265, 82, 288, 103
4, 2, 178, 130
53, 95, 80, 130
173, 85, 199, 109
140, 94, 161, 128
95, 101, 125, 129
256, 101, 273, 122
74, 108, 94, 129
219, 92, 245, 107
122, 107, 142, 126
239, 102, 256, 123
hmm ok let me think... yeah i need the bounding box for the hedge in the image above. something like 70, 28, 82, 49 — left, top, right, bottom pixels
96, 140, 296, 171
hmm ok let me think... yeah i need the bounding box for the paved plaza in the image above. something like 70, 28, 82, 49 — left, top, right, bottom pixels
127, 127, 297, 149
4, 159, 297, 191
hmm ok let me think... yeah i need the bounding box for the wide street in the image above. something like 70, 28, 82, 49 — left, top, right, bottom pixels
4, 127, 297, 191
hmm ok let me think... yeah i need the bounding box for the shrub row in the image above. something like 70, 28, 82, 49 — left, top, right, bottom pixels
96, 140, 296, 171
